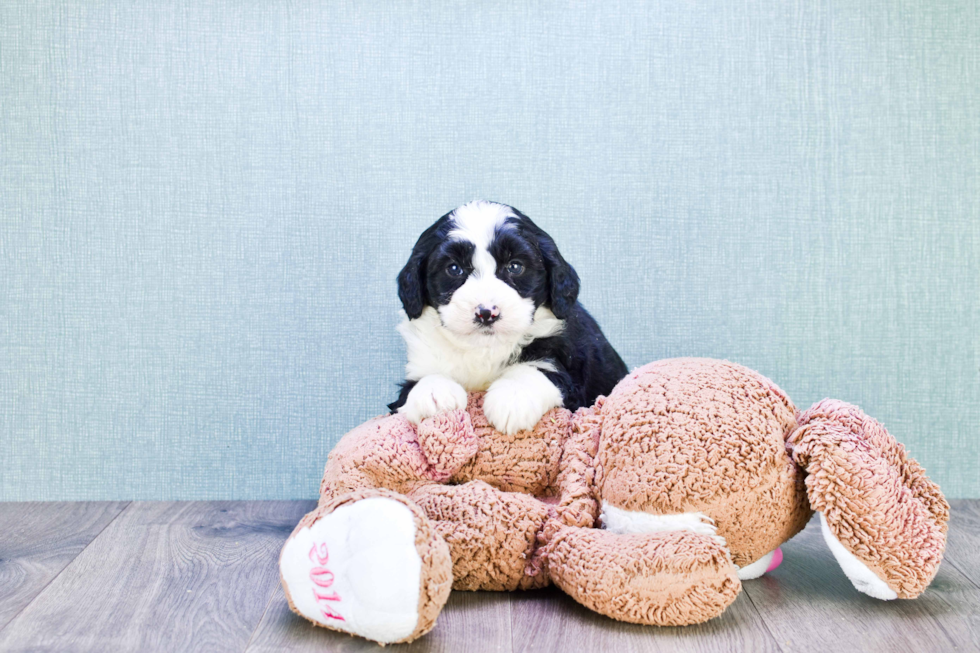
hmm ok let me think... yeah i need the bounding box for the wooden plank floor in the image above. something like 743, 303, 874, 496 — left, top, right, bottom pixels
0, 501, 977, 653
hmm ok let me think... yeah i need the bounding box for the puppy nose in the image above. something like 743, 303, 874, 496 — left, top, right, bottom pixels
474, 305, 500, 326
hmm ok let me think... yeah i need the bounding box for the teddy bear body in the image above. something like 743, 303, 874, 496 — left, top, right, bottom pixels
280, 357, 948, 644
595, 358, 812, 567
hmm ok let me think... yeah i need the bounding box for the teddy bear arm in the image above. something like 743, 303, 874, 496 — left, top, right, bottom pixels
408, 480, 553, 591
316, 413, 460, 506
415, 409, 480, 481
552, 402, 604, 528
545, 525, 740, 626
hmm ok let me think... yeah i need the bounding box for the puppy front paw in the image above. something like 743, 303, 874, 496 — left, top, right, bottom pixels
399, 375, 468, 424
483, 365, 563, 435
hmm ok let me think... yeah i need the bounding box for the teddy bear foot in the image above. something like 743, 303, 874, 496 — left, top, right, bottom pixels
279, 490, 452, 644
545, 526, 741, 626
736, 547, 783, 580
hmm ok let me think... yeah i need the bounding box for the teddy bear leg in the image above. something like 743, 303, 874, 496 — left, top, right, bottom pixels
733, 547, 783, 580
279, 488, 452, 644
789, 399, 950, 599
408, 480, 553, 591
544, 525, 741, 626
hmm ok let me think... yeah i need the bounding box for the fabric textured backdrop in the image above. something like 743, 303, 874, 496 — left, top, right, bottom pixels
2, 1, 978, 500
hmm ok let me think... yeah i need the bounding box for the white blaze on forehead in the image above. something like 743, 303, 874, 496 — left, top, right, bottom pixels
448, 201, 515, 277
425, 200, 548, 361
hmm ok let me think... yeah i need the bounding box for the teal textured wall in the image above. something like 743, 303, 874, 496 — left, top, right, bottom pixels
2, 1, 978, 500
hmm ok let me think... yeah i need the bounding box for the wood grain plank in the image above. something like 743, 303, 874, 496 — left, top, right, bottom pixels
246, 585, 512, 653
0, 500, 312, 653
742, 513, 980, 653
0, 501, 130, 631
509, 585, 780, 653
945, 500, 980, 590
4, 501, 976, 652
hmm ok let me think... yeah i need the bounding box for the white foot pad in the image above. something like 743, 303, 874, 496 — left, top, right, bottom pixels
819, 512, 898, 600
737, 549, 777, 580
280, 498, 424, 643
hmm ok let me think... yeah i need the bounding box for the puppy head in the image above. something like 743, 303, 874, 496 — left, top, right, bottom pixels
397, 201, 579, 343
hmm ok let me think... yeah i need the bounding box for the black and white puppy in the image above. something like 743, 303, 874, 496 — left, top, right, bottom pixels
388, 201, 628, 434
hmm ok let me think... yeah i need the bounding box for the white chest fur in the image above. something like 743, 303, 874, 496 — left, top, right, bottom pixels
397, 306, 563, 391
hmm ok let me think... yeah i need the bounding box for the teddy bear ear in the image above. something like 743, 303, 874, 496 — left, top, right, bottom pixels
789, 399, 950, 599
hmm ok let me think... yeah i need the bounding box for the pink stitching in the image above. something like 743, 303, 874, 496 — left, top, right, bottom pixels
308, 542, 329, 565
309, 540, 344, 621
320, 605, 344, 621
310, 567, 335, 587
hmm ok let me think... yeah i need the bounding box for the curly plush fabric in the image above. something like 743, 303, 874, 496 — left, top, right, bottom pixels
595, 359, 812, 566
553, 400, 605, 529
789, 399, 949, 598
317, 414, 439, 502
450, 392, 570, 496
281, 357, 948, 644
410, 480, 553, 591
546, 526, 741, 625
318, 393, 571, 504
417, 410, 480, 482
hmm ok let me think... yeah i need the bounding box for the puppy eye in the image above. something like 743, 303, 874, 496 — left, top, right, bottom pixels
507, 260, 525, 275
447, 263, 464, 277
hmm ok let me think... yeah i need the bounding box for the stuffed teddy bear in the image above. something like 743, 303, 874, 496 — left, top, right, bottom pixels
279, 358, 949, 645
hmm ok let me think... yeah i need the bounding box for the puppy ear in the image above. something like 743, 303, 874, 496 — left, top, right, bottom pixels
511, 209, 580, 319
397, 254, 426, 319
397, 215, 448, 319
538, 233, 580, 319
